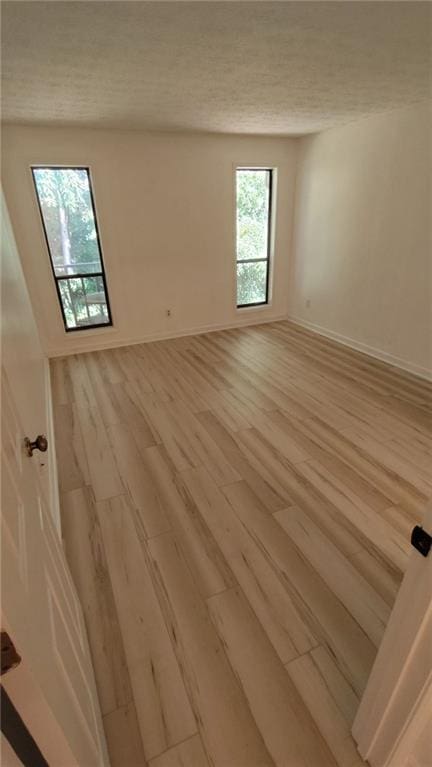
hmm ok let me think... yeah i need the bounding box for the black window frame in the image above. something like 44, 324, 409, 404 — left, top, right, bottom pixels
31, 165, 113, 333
236, 167, 273, 309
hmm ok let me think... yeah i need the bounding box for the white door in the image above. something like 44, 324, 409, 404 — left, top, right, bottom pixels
352, 501, 432, 767
1, 192, 108, 766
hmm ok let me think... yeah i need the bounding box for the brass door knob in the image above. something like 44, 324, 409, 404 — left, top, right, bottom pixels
24, 434, 48, 457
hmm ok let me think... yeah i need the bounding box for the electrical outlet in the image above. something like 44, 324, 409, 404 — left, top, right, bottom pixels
166, 309, 171, 317
306, 299, 311, 308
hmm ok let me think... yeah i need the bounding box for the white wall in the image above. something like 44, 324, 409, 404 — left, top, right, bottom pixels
2, 126, 297, 356
4, 109, 430, 374
289, 103, 432, 378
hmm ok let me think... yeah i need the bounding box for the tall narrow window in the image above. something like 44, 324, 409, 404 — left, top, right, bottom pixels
236, 168, 273, 307
32, 167, 112, 331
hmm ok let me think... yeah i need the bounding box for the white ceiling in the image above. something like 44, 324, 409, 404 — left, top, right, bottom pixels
2, 1, 431, 136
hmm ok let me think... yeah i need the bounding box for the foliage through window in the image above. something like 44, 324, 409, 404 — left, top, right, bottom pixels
236, 168, 273, 307
32, 167, 112, 331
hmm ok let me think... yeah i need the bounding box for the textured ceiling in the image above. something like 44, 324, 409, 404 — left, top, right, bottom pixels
2, 1, 431, 135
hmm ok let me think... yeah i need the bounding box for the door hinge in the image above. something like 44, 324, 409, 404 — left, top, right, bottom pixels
1, 631, 21, 676
411, 525, 432, 558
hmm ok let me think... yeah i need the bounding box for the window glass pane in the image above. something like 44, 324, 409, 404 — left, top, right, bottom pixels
58, 276, 110, 330
33, 168, 102, 276
32, 166, 112, 332
236, 170, 270, 261
237, 262, 267, 306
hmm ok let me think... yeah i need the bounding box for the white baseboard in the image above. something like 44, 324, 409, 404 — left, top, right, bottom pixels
288, 315, 432, 382
46, 310, 432, 382
45, 313, 288, 358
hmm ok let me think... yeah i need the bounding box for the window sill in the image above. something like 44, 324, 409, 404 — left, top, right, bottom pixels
236, 303, 272, 313
63, 324, 119, 338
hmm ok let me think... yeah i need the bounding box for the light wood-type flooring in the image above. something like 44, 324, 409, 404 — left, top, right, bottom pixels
51, 320, 432, 767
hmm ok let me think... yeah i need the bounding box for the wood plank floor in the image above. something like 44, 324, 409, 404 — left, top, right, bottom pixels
51, 320, 432, 767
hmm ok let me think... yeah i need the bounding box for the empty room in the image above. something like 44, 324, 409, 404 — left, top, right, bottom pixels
1, 2, 431, 766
